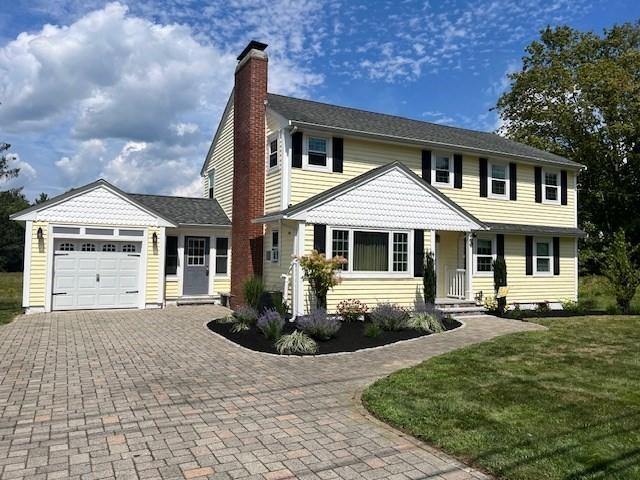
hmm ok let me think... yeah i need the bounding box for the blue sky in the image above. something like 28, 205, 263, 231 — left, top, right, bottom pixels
1, 0, 638, 200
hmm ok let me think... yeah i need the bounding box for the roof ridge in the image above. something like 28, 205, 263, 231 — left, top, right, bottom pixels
129, 192, 212, 201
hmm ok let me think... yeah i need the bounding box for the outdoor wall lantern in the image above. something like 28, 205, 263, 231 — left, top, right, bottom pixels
37, 227, 44, 240
152, 232, 158, 246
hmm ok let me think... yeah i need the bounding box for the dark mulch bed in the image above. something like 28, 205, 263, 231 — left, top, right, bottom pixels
207, 318, 462, 355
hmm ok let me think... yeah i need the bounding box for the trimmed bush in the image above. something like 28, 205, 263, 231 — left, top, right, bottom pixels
370, 303, 409, 331
423, 250, 436, 305
296, 308, 341, 340
243, 277, 265, 311
536, 301, 551, 313
336, 299, 368, 322
407, 313, 444, 333
364, 323, 382, 338
257, 309, 285, 340
562, 299, 582, 313
276, 330, 318, 355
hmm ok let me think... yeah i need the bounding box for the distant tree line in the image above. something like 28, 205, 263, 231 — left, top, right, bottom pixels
0, 143, 48, 272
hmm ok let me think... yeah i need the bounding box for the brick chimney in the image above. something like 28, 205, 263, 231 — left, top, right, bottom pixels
230, 40, 268, 308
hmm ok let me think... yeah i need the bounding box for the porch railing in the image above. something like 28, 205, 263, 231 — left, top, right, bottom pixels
445, 267, 466, 299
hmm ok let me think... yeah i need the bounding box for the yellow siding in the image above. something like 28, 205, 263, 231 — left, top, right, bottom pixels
214, 277, 231, 295
145, 227, 160, 304
290, 137, 577, 227
302, 224, 434, 312
263, 223, 296, 291
165, 279, 179, 299
472, 236, 577, 304
204, 102, 234, 218
29, 221, 48, 306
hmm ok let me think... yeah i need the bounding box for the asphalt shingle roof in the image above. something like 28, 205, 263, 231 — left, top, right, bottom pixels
267, 93, 582, 168
129, 194, 230, 226
485, 222, 585, 237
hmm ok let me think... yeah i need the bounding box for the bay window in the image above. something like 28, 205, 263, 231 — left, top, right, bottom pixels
329, 228, 412, 275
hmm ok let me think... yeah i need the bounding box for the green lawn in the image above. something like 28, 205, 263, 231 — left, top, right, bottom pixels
363, 316, 640, 480
0, 272, 23, 325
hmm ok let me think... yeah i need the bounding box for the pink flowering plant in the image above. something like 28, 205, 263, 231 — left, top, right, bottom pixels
298, 250, 347, 310
336, 299, 368, 322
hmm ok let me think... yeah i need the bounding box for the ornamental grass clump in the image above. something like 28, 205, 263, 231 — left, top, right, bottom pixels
257, 309, 285, 340
276, 330, 318, 355
231, 305, 258, 332
370, 303, 409, 331
296, 308, 341, 340
407, 312, 445, 333
243, 276, 265, 311
336, 299, 368, 322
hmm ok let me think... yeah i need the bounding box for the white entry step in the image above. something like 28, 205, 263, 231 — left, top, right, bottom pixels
435, 299, 486, 317
176, 296, 219, 306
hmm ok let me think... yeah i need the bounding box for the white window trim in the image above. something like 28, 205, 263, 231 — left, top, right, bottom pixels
533, 237, 554, 276
542, 169, 561, 205
270, 229, 280, 264
266, 133, 280, 173
488, 161, 510, 200
473, 234, 496, 277
431, 151, 454, 188
214, 236, 230, 277
327, 226, 413, 278
303, 134, 332, 173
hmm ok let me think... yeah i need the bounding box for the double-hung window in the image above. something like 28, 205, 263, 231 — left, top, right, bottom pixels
215, 237, 229, 275
306, 136, 329, 169
270, 230, 279, 263
433, 152, 453, 186
329, 228, 410, 275
543, 170, 560, 203
267, 137, 278, 170
474, 237, 495, 275
534, 238, 552, 275
165, 236, 178, 275
489, 163, 509, 199
208, 171, 215, 199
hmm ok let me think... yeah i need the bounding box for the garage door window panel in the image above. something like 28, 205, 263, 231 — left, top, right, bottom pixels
81, 243, 96, 252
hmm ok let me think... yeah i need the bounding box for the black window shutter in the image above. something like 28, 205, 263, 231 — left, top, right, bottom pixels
332, 137, 343, 173
414, 229, 424, 278
525, 236, 533, 276
422, 150, 431, 184
454, 154, 463, 189
292, 131, 303, 168
479, 158, 488, 197
496, 234, 505, 259
534, 167, 542, 203
509, 163, 517, 201
313, 224, 326, 255
553, 237, 560, 275
561, 170, 568, 205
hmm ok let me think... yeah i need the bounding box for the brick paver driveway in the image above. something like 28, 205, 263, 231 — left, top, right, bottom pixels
0, 307, 543, 480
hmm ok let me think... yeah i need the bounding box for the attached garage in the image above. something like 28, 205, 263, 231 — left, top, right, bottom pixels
11, 179, 232, 314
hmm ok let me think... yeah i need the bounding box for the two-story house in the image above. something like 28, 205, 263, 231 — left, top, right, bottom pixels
203, 41, 583, 316
12, 40, 583, 315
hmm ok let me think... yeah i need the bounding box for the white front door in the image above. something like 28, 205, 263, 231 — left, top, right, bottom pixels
52, 240, 141, 311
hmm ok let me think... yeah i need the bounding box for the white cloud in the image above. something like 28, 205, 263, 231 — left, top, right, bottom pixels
0, 153, 37, 190
0, 2, 324, 196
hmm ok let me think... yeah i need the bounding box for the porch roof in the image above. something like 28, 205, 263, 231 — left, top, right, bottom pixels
255, 162, 486, 232
484, 222, 586, 237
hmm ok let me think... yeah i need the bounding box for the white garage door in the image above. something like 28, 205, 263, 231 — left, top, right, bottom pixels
52, 239, 142, 311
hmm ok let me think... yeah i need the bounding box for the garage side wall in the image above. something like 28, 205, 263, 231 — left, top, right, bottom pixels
145, 227, 161, 306
28, 221, 48, 309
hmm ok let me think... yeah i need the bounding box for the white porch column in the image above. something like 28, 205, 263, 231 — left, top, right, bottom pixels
466, 232, 474, 301
293, 222, 305, 318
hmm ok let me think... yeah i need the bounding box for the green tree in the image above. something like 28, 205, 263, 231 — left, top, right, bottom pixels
603, 229, 640, 313
0, 189, 29, 272
35, 192, 49, 204
0, 143, 19, 181
492, 257, 508, 315
495, 23, 640, 272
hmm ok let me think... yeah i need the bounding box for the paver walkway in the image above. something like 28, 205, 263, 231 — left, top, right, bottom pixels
0, 307, 544, 480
